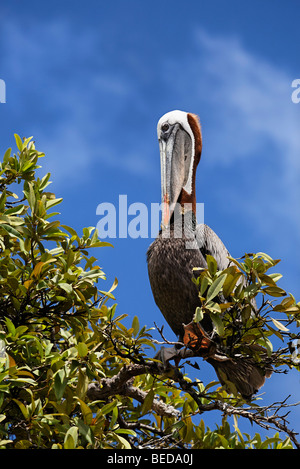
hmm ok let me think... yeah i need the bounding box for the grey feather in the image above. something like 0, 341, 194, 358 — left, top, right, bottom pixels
195, 223, 230, 271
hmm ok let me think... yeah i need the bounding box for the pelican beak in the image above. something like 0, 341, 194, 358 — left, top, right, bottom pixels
159, 139, 171, 229
159, 128, 186, 230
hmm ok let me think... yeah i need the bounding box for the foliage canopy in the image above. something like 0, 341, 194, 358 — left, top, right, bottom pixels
0, 136, 300, 449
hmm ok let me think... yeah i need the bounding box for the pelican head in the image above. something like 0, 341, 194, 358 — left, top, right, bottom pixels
157, 110, 202, 229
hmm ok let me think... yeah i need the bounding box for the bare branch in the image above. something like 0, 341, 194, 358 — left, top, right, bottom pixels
152, 322, 184, 347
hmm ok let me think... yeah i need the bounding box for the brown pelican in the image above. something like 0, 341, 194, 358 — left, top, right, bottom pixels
147, 110, 271, 399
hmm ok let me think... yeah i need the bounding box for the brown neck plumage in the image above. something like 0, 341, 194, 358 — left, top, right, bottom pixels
178, 113, 202, 216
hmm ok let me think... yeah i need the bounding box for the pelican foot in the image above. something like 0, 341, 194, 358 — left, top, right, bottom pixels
154, 346, 179, 370
183, 321, 216, 358
154, 345, 194, 371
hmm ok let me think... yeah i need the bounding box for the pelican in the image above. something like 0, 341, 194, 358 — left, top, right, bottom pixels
147, 110, 271, 399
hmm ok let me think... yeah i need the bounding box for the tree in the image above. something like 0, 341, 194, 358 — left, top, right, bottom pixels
0, 136, 299, 449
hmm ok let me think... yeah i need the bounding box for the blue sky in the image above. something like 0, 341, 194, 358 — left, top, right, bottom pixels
1, 1, 300, 440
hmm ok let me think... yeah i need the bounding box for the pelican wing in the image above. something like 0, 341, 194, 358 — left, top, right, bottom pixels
195, 223, 230, 271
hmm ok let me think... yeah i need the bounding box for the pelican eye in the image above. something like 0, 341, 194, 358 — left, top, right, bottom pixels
161, 123, 169, 132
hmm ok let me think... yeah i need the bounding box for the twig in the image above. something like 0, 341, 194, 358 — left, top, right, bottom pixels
152, 322, 183, 347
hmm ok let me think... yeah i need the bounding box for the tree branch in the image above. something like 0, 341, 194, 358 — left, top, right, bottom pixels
87, 362, 180, 418
174, 369, 300, 448
87, 357, 300, 448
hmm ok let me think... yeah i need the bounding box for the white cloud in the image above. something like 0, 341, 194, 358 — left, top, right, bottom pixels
163, 29, 300, 252
1, 17, 151, 184
2, 17, 300, 257
197, 30, 300, 176
165, 29, 300, 171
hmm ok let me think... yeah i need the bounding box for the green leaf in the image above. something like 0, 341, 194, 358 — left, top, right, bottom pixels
206, 274, 227, 302
61, 224, 79, 238
262, 286, 286, 297
12, 399, 29, 419
141, 388, 154, 415
76, 418, 94, 445
31, 261, 45, 278
59, 283, 73, 294
268, 273, 283, 283
234, 282, 244, 299
206, 255, 218, 276
14, 134, 23, 151
0, 223, 22, 239
199, 275, 210, 296
271, 318, 289, 332
100, 399, 118, 416
194, 306, 204, 323
265, 324, 284, 341
131, 315, 140, 336
258, 336, 273, 357
110, 432, 131, 449
64, 427, 78, 449
5, 204, 26, 216
233, 415, 244, 443
90, 227, 99, 244
5, 318, 16, 336
0, 189, 6, 211
205, 301, 222, 314
222, 272, 242, 298
244, 283, 260, 298
75, 398, 93, 425
210, 314, 224, 337
54, 369, 68, 400
75, 368, 88, 400
259, 274, 277, 287
24, 182, 36, 211
3, 147, 11, 164
256, 252, 281, 267
39, 172, 52, 190
89, 241, 114, 248
45, 197, 63, 209
115, 428, 136, 437
0, 440, 14, 447
42, 220, 61, 233
77, 342, 88, 358
227, 256, 245, 272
